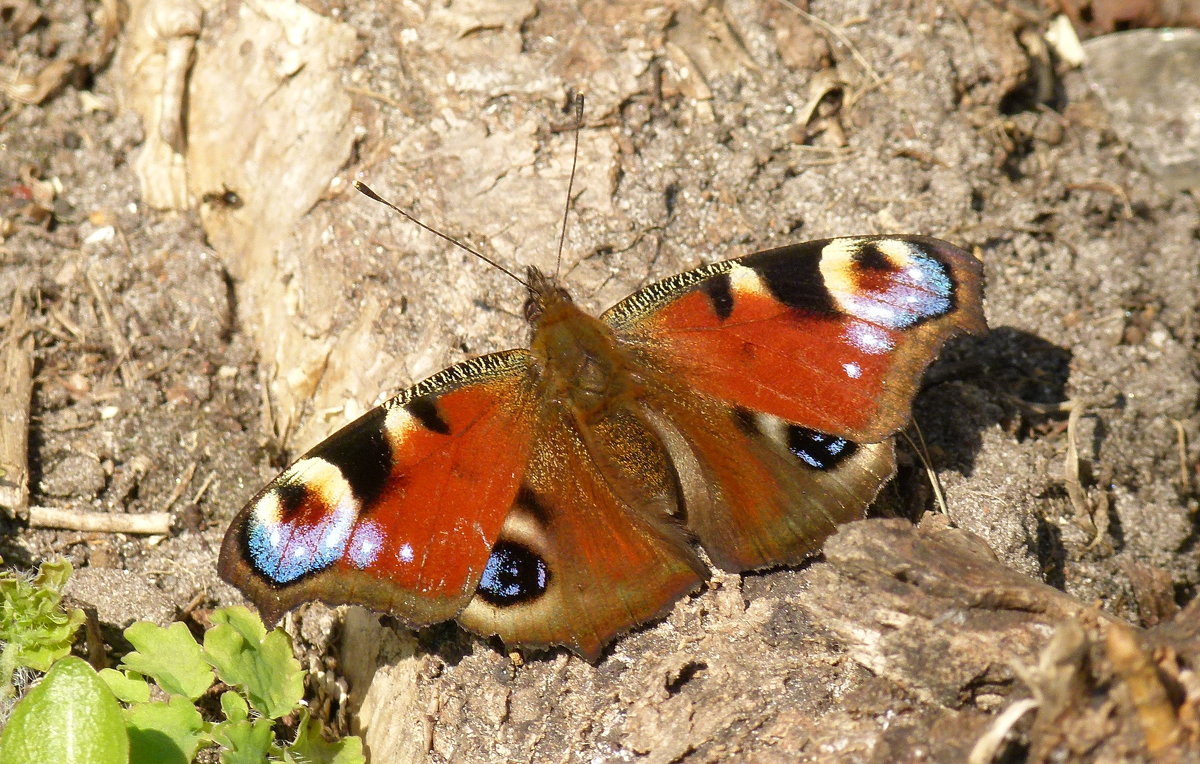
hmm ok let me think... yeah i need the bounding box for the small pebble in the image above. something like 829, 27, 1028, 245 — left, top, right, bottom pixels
40, 453, 107, 498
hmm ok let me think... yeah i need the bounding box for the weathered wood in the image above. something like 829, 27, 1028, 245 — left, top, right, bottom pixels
0, 293, 34, 520
339, 519, 1199, 761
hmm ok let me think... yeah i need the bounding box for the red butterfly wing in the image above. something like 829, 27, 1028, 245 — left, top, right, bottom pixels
605, 236, 986, 570
457, 403, 706, 660
220, 235, 986, 657
643, 395, 899, 571
218, 351, 535, 625
605, 236, 986, 443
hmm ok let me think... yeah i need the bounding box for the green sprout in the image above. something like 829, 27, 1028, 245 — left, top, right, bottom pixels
0, 563, 363, 764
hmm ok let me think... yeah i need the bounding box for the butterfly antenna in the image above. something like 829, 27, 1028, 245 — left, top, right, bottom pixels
554, 93, 586, 282
353, 181, 530, 289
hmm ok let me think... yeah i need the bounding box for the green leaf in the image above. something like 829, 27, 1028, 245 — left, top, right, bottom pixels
0, 559, 85, 697
126, 694, 207, 764
31, 559, 72, 592
203, 606, 303, 719
98, 668, 151, 703
0, 656, 129, 764
212, 718, 275, 764
220, 689, 250, 723
288, 711, 365, 764
121, 621, 214, 701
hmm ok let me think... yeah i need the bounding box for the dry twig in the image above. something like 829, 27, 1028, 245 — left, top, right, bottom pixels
967, 698, 1039, 764
1172, 419, 1192, 493
901, 425, 949, 516
1107, 622, 1182, 754
28, 506, 172, 535
773, 0, 883, 85
84, 270, 137, 387
162, 460, 198, 512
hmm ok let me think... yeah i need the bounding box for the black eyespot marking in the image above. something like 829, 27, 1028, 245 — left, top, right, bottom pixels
274, 480, 310, 521
405, 396, 451, 435
701, 273, 734, 321
317, 406, 393, 506
477, 541, 550, 606
787, 426, 858, 470
731, 407, 759, 436
742, 243, 838, 314
852, 242, 895, 272
515, 486, 552, 528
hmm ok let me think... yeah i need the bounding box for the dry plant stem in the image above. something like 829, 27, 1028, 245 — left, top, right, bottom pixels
344, 84, 406, 111
0, 293, 34, 520
79, 604, 108, 670
84, 270, 137, 388
162, 459, 198, 511
189, 470, 216, 505
1065, 180, 1134, 219
774, 0, 883, 84
1063, 403, 1096, 530
900, 426, 948, 515
1172, 419, 1192, 493
1106, 621, 1182, 753
967, 698, 1039, 764
28, 506, 172, 535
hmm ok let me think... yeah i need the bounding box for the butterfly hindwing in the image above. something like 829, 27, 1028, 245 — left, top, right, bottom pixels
605, 236, 986, 443
643, 390, 897, 571
457, 403, 706, 660
218, 351, 536, 626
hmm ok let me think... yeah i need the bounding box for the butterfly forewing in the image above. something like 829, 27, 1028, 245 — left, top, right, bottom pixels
218, 351, 536, 626
604, 236, 986, 443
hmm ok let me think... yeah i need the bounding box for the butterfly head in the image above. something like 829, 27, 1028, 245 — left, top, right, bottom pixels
522, 265, 573, 324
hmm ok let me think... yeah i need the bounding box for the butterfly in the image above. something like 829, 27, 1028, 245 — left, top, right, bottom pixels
219, 190, 986, 661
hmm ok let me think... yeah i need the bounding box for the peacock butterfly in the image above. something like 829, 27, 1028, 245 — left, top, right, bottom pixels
219, 121, 986, 660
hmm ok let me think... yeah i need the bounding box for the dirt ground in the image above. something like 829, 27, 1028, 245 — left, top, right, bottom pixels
2, 0, 1198, 761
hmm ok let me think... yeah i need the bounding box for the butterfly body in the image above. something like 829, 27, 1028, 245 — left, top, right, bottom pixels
220, 235, 985, 659
525, 267, 642, 420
